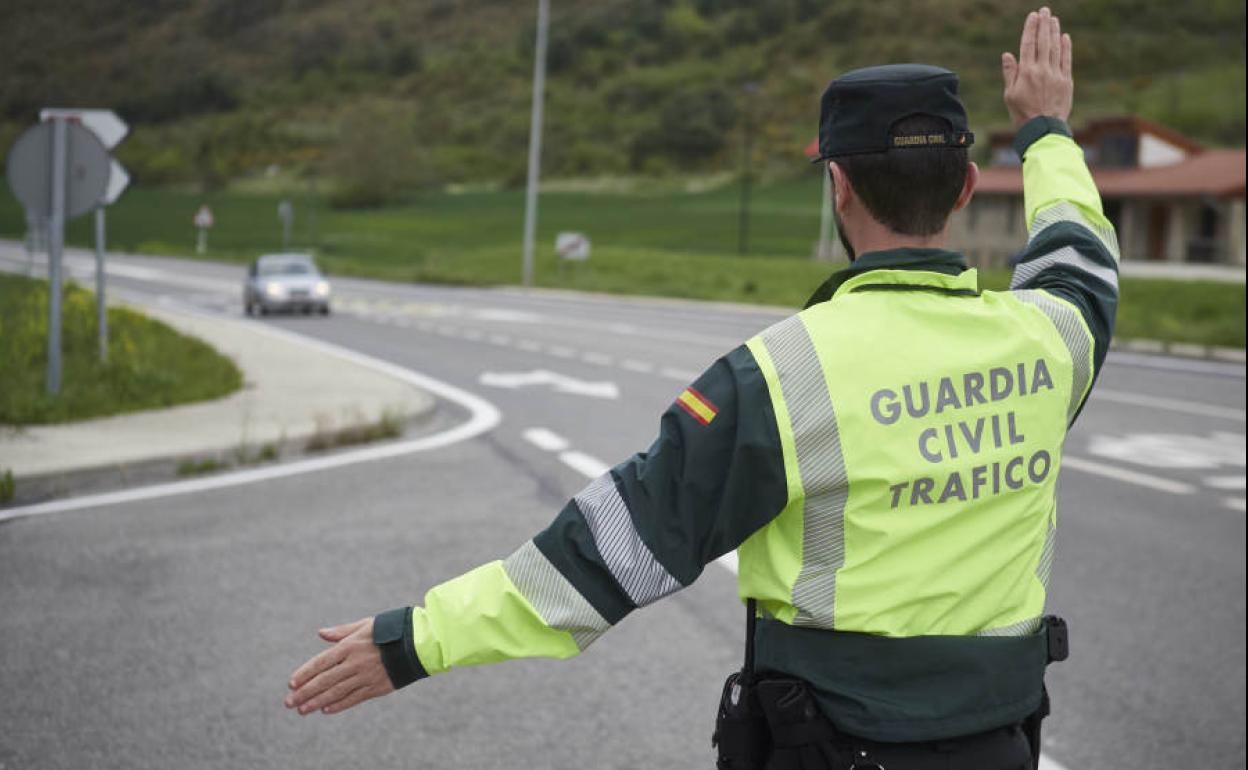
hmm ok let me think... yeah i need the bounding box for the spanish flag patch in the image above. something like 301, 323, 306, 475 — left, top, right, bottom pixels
675, 387, 718, 426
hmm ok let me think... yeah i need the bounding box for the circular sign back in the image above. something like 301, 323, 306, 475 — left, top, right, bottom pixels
5, 121, 111, 220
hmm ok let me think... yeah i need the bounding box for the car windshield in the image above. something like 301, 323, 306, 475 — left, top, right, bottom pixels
258, 259, 315, 277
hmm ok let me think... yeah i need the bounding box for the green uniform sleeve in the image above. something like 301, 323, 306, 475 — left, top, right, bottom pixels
1009, 116, 1120, 424
375, 345, 788, 685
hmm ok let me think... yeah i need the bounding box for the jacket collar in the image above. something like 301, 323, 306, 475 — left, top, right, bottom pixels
803, 248, 971, 308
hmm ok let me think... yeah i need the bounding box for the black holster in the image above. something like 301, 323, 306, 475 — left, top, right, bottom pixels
712, 670, 771, 770
713, 599, 770, 769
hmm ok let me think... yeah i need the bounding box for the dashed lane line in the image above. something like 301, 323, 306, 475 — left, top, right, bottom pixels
558, 450, 611, 479
621, 359, 655, 374
1224, 498, 1246, 512
659, 367, 699, 381
1062, 455, 1195, 495
581, 352, 614, 366
522, 428, 571, 453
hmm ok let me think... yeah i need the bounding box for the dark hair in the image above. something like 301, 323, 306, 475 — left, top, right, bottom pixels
835, 115, 969, 236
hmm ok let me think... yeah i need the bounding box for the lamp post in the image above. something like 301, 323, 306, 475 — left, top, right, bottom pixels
520, 0, 550, 287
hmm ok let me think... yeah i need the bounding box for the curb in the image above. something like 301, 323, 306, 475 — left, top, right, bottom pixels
1111, 337, 1246, 364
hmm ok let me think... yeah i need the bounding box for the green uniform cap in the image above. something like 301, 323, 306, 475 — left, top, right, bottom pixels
813, 64, 975, 163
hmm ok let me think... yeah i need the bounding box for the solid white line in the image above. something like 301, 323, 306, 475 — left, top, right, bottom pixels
1062, 455, 1195, 495
0, 316, 502, 523
523, 428, 571, 453
558, 450, 610, 478
1092, 389, 1245, 422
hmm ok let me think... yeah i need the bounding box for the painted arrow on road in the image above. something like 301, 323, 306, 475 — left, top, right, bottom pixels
479, 369, 619, 399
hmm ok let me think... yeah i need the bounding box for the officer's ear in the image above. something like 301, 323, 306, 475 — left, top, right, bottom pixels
828, 161, 854, 215
952, 161, 980, 213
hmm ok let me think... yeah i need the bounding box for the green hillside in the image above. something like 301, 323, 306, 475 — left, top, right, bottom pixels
1, 0, 1243, 197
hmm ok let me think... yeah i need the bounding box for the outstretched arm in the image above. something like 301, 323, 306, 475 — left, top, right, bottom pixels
1003, 7, 1119, 425
285, 346, 788, 716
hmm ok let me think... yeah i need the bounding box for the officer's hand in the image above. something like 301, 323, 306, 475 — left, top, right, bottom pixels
284, 617, 395, 716
1001, 7, 1073, 129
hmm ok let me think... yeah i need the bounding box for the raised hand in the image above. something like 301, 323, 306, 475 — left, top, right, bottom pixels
1001, 7, 1073, 129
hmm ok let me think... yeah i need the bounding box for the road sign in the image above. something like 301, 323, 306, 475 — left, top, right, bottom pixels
102, 158, 130, 206
556, 232, 590, 261
5, 121, 111, 220
194, 204, 215, 229
479, 369, 618, 399
39, 108, 129, 150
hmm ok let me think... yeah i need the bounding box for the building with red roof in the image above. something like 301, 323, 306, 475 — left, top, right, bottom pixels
956, 116, 1245, 267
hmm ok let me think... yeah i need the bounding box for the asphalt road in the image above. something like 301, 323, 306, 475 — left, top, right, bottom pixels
1, 248, 1244, 769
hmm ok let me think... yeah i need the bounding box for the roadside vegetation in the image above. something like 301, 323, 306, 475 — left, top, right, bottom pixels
1, 183, 1241, 348
1, 1, 1242, 197
0, 273, 243, 424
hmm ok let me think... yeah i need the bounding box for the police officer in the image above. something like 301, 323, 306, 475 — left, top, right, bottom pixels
286, 7, 1117, 769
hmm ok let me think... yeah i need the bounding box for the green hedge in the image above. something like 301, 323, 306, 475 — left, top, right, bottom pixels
0, 273, 243, 425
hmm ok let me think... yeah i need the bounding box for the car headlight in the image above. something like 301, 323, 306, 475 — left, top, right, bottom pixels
313, 280, 330, 297
264, 282, 285, 298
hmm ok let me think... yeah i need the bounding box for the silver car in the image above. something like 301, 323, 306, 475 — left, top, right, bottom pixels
243, 253, 331, 316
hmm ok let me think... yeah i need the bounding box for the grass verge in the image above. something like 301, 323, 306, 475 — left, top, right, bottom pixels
1, 184, 1242, 348
0, 273, 243, 425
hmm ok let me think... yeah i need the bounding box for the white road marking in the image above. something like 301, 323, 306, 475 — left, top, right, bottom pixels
1224, 498, 1246, 512
621, 359, 655, 374
659, 367, 698, 382
435, 325, 458, 336
1092, 389, 1245, 422
480, 369, 619, 399
488, 334, 512, 346
1205, 475, 1246, 490
1087, 432, 1244, 470
1038, 756, 1072, 770
0, 316, 502, 523
523, 428, 571, 453
581, 352, 613, 366
558, 450, 611, 478
462, 329, 484, 342
547, 345, 576, 359
1062, 455, 1195, 495
517, 339, 542, 352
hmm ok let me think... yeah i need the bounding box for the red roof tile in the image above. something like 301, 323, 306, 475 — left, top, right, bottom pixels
975, 149, 1246, 198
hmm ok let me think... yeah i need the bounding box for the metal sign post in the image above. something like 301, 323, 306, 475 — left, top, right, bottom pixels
93, 158, 130, 361
47, 119, 67, 395
94, 207, 107, 361
194, 205, 214, 254
278, 199, 294, 250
